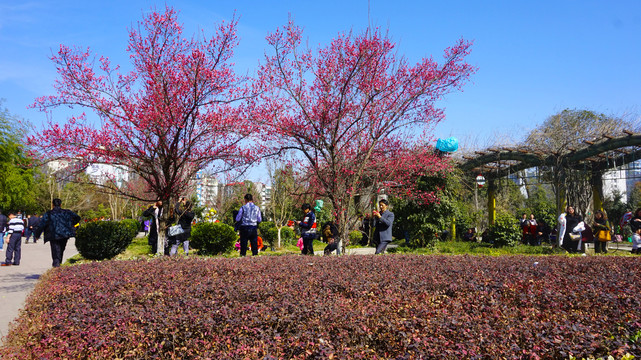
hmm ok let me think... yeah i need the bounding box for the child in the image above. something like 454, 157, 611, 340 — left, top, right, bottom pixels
632, 227, 641, 254
2, 213, 24, 266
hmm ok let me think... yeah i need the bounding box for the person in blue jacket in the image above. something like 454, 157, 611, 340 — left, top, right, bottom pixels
297, 203, 316, 255
235, 194, 262, 257
374, 199, 395, 254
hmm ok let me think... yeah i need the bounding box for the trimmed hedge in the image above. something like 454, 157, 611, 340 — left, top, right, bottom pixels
279, 226, 295, 245
120, 218, 141, 236
258, 221, 276, 248
348, 230, 363, 245
2, 256, 641, 358
75, 220, 137, 260
190, 222, 236, 255
488, 211, 521, 247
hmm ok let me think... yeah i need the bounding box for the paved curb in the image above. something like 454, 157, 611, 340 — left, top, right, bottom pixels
0, 238, 78, 343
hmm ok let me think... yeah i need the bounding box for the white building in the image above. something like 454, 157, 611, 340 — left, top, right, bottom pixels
193, 170, 219, 207
254, 182, 272, 211
85, 163, 131, 187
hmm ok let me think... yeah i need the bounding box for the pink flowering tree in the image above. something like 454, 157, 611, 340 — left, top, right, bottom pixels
30, 7, 262, 253
258, 21, 475, 244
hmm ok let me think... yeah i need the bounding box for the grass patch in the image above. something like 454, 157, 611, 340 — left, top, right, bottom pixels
389, 240, 566, 256
115, 235, 151, 259
69, 234, 628, 266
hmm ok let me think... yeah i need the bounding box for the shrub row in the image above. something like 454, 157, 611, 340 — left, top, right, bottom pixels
258, 221, 296, 248
2, 255, 641, 358
75, 220, 138, 260
190, 221, 237, 255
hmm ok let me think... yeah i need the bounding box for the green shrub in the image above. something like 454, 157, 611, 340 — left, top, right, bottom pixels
190, 222, 237, 255
75, 220, 137, 260
120, 218, 141, 236
258, 221, 276, 248
279, 226, 295, 245
488, 211, 521, 247
349, 230, 363, 246
263, 227, 279, 249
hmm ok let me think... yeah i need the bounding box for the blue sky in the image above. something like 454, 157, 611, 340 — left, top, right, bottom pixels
1, 0, 640, 156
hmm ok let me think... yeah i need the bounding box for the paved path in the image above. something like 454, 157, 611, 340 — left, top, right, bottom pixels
0, 238, 78, 343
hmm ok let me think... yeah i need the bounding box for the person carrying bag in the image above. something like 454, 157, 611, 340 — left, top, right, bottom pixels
592, 210, 611, 254
168, 198, 195, 256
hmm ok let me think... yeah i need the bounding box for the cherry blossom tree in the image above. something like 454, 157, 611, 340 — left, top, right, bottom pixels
258, 20, 475, 244
30, 7, 261, 253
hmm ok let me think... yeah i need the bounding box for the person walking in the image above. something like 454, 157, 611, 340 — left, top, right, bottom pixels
0, 210, 7, 251
24, 214, 41, 243
297, 203, 316, 255
235, 194, 262, 257
169, 198, 195, 256
2, 212, 24, 266
374, 199, 395, 254
142, 201, 163, 254
33, 198, 81, 267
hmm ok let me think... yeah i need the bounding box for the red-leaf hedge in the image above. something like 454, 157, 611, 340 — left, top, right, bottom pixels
2, 255, 641, 359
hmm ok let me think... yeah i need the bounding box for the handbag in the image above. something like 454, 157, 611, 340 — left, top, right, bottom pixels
167, 202, 190, 237
597, 229, 612, 242
569, 233, 582, 241
168, 224, 184, 237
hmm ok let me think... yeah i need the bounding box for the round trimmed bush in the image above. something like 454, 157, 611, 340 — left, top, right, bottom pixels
279, 226, 295, 245
76, 220, 137, 260
349, 230, 363, 246
258, 221, 276, 248
190, 222, 237, 255
488, 212, 521, 247
120, 218, 141, 236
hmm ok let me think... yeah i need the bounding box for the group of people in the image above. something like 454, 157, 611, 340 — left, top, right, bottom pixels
519, 213, 551, 246
232, 194, 396, 257
142, 197, 195, 256
295, 198, 395, 256
0, 199, 81, 268
557, 206, 618, 254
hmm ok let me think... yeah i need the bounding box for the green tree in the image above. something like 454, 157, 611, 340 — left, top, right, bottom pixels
526, 109, 633, 216
628, 181, 641, 211
521, 184, 556, 230
391, 170, 459, 249
603, 189, 629, 234
0, 104, 37, 213
266, 162, 299, 247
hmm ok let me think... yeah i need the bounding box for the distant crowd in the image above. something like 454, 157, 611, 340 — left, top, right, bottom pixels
0, 199, 81, 268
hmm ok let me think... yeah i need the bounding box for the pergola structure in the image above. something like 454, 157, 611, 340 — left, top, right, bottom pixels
458, 131, 641, 225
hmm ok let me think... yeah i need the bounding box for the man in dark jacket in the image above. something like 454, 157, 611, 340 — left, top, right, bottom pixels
24, 214, 41, 243
374, 199, 395, 254
33, 198, 81, 267
297, 203, 316, 255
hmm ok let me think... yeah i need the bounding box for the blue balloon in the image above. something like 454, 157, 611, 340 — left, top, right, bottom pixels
436, 137, 459, 152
